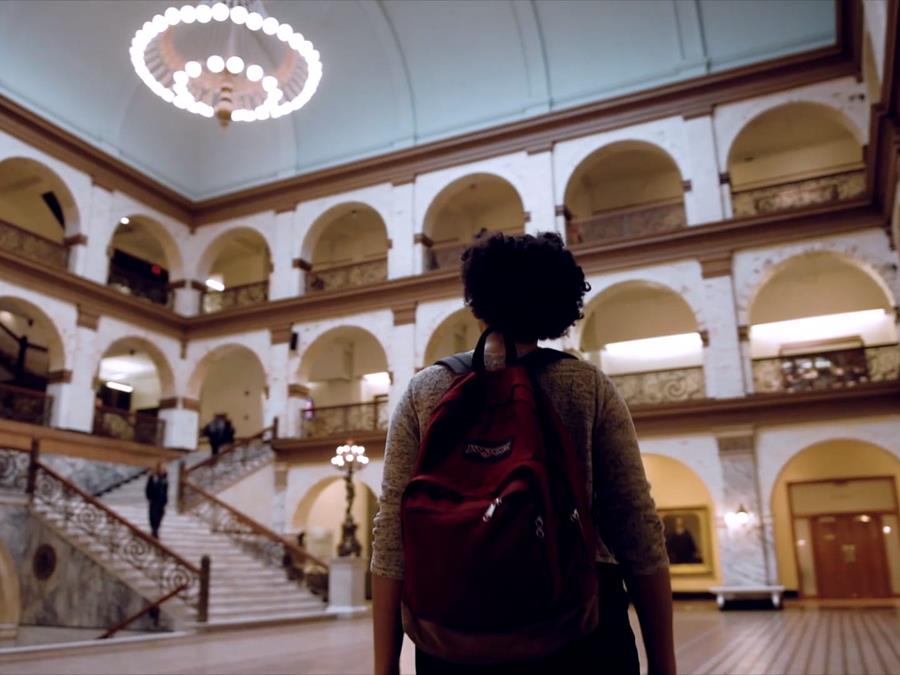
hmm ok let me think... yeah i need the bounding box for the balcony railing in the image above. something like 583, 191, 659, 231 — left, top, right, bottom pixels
731, 169, 866, 218
610, 366, 706, 407
752, 344, 900, 394
187, 427, 275, 494
566, 200, 687, 245
107, 265, 171, 307
300, 400, 389, 439
0, 218, 68, 269
0, 382, 53, 425
201, 280, 268, 314
93, 406, 165, 446
305, 257, 388, 293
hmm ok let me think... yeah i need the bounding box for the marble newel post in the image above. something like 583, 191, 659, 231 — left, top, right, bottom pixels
715, 432, 774, 587
272, 462, 288, 534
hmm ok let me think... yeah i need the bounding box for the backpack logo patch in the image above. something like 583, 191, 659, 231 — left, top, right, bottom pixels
464, 440, 512, 461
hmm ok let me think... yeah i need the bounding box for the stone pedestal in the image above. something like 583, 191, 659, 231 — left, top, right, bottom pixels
328, 556, 368, 614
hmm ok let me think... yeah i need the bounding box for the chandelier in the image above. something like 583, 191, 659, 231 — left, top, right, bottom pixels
129, 0, 322, 127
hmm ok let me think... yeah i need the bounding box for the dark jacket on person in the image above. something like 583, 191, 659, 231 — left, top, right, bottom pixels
202, 416, 235, 447
145, 474, 168, 511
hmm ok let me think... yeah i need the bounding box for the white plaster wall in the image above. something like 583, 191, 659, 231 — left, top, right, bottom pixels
639, 435, 725, 506
183, 330, 272, 399
415, 298, 469, 369
181, 210, 278, 284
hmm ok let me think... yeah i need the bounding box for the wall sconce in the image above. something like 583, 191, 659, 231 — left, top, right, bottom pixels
724, 504, 752, 528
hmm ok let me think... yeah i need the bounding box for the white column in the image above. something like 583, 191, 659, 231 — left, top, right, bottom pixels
55, 321, 99, 432
171, 283, 202, 316
269, 210, 298, 301
683, 115, 726, 226
76, 183, 114, 283
265, 332, 291, 430
522, 149, 557, 235
159, 406, 200, 449
388, 320, 416, 417
389, 181, 416, 279
701, 265, 746, 398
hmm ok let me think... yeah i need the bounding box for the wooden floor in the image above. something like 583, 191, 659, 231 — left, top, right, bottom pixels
1, 605, 898, 674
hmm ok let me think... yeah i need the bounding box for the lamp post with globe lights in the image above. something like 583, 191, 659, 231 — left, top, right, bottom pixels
331, 441, 368, 557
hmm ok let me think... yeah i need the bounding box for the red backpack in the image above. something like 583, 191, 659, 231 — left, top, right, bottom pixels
401, 331, 599, 664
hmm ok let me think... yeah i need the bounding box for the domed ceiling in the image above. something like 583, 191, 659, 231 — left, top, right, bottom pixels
0, 0, 836, 200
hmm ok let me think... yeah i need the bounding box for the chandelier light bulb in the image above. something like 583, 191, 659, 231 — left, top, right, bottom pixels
195, 4, 212, 23
261, 75, 278, 92
184, 60, 202, 78
245, 12, 263, 31
206, 55, 225, 73
262, 16, 279, 35
152, 14, 167, 32
211, 3, 230, 22
226, 56, 245, 74
246, 64, 263, 82
179, 4, 196, 23
164, 7, 180, 25
173, 70, 189, 85
230, 5, 249, 24
277, 23, 293, 41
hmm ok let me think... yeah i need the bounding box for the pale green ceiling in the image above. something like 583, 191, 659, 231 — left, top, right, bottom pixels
0, 0, 836, 200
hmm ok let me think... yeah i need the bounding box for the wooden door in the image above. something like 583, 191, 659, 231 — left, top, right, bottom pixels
811, 514, 892, 599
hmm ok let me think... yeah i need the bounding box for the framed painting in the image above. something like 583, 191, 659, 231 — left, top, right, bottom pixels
659, 506, 714, 576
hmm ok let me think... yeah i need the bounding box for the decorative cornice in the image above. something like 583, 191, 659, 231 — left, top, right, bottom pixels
270, 323, 294, 345
76, 305, 100, 331
158, 396, 198, 410
0, 1, 858, 229
293, 258, 313, 271
715, 430, 756, 456
288, 383, 311, 398
62, 234, 87, 248
392, 301, 418, 326
46, 369, 72, 384
699, 252, 734, 279
413, 233, 434, 248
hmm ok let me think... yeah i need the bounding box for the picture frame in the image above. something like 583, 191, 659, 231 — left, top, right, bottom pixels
658, 506, 714, 576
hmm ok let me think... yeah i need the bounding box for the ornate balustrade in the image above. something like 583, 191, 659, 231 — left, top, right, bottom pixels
610, 366, 706, 407
0, 445, 209, 624
107, 264, 171, 307
752, 344, 900, 394
93, 406, 165, 446
305, 257, 388, 293
187, 429, 274, 493
731, 169, 866, 218
427, 242, 467, 272
0, 218, 68, 269
201, 280, 269, 314
566, 200, 687, 245
0, 382, 53, 426
299, 401, 389, 439
179, 478, 328, 598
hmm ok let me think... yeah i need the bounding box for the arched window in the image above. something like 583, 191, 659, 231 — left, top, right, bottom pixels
198, 229, 271, 313
107, 216, 179, 306
423, 309, 480, 366
191, 344, 268, 439
564, 141, 685, 245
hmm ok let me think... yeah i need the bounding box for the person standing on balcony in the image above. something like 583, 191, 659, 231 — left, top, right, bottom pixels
372, 232, 675, 675
145, 462, 168, 540
201, 412, 235, 458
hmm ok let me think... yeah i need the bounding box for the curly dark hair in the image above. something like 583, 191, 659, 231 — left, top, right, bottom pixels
461, 231, 590, 342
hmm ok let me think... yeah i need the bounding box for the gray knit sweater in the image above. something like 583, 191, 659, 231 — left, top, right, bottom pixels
371, 355, 669, 580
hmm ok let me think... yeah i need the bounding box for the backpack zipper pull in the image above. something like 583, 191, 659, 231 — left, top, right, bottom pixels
482, 497, 503, 522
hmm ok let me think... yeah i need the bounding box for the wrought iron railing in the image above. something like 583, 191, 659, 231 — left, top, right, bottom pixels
200, 281, 269, 314
610, 366, 706, 407
752, 344, 900, 394
92, 467, 150, 499
427, 242, 466, 272
731, 169, 866, 218
0, 218, 68, 269
93, 406, 165, 446
305, 257, 387, 293
299, 401, 389, 439
0, 382, 53, 426
187, 428, 275, 494
178, 477, 329, 598
566, 200, 687, 245
107, 264, 171, 307
0, 447, 30, 492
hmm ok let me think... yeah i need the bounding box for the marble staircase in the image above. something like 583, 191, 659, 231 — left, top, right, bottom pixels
101, 488, 327, 627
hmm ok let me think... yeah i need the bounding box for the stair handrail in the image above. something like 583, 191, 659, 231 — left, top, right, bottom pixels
31, 458, 208, 621
179, 475, 329, 589
92, 466, 150, 499
188, 424, 274, 476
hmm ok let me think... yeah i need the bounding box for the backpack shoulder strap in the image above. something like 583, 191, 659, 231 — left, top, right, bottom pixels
435, 351, 474, 375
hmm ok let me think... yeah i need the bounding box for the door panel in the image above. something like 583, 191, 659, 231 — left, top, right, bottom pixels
811, 513, 892, 598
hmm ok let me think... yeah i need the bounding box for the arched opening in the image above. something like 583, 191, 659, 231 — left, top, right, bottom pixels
0, 540, 20, 640
579, 282, 705, 406
193, 345, 267, 439
423, 309, 480, 367
422, 174, 525, 272
94, 338, 173, 445
642, 454, 721, 591
0, 157, 77, 269
0, 296, 64, 426
748, 252, 898, 393
303, 203, 389, 293
198, 229, 271, 314
107, 215, 179, 307
564, 141, 686, 245
728, 103, 865, 217
292, 476, 379, 564
770, 439, 900, 598
297, 327, 390, 439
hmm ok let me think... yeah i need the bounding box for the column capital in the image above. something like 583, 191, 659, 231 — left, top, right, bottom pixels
392, 301, 418, 326
76, 304, 100, 331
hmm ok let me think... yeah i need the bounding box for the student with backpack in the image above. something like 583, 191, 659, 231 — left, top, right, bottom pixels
372, 231, 675, 675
